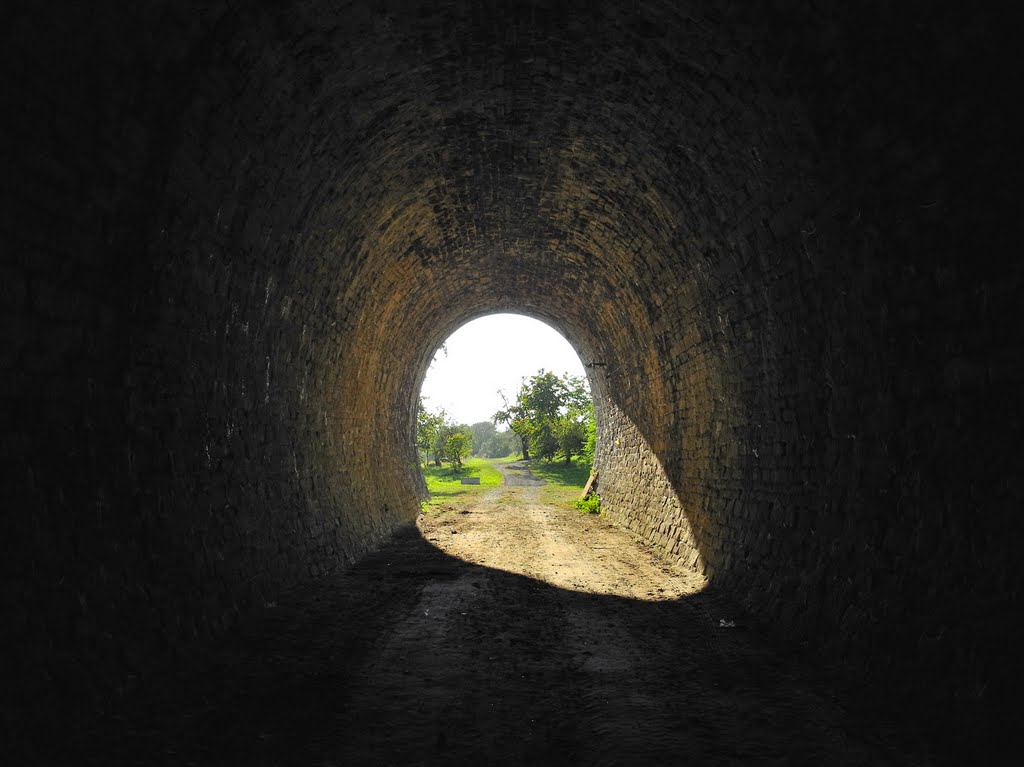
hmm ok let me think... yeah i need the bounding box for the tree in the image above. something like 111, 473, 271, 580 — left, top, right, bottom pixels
556, 379, 593, 465
416, 398, 447, 467
469, 421, 515, 458
484, 428, 516, 458
494, 370, 565, 460
556, 413, 588, 465
492, 390, 532, 460
417, 400, 475, 470
444, 429, 473, 470
469, 421, 496, 456
495, 370, 594, 464
532, 418, 560, 462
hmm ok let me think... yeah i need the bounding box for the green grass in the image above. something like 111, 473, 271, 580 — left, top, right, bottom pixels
526, 458, 593, 487
421, 457, 503, 511
521, 458, 595, 509
420, 455, 596, 512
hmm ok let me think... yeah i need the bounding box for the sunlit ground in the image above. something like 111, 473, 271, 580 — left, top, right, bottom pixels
418, 465, 707, 602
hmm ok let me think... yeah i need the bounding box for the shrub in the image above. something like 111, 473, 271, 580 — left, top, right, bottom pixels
574, 494, 601, 515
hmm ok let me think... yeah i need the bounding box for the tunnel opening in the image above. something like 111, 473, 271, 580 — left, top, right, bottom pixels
408, 308, 706, 579
415, 312, 594, 463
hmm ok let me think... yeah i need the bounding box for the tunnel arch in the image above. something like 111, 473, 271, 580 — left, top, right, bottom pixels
4, 0, 1017, 756
140, 0, 786, 586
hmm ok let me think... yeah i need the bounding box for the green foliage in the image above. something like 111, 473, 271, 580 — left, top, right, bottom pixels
469, 421, 495, 455
574, 495, 601, 515
527, 459, 593, 488
416, 398, 448, 467
493, 370, 594, 465
522, 457, 594, 508
469, 421, 515, 458
421, 457, 503, 511
417, 399, 473, 469
520, 370, 565, 418
488, 429, 516, 458
582, 405, 596, 464
555, 414, 587, 465
492, 392, 533, 460
444, 428, 473, 469
531, 418, 560, 462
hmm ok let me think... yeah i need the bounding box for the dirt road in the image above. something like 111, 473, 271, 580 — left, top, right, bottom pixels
67, 463, 928, 765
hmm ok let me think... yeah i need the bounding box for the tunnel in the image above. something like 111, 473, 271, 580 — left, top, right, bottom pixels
2, 0, 1018, 761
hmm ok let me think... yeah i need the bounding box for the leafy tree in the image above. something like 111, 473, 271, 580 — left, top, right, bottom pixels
444, 429, 473, 470
469, 421, 496, 456
532, 418, 560, 462
470, 421, 515, 458
559, 374, 591, 413
416, 398, 447, 467
417, 400, 475, 470
520, 370, 564, 421
557, 382, 593, 465
487, 428, 516, 458
492, 390, 532, 460
494, 370, 564, 460
495, 370, 594, 464
431, 423, 450, 467
556, 413, 588, 465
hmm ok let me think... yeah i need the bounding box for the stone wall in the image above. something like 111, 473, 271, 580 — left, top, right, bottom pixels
594, 398, 704, 574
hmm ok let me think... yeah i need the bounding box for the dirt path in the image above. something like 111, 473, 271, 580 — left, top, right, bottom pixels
493, 459, 547, 487
66, 465, 930, 765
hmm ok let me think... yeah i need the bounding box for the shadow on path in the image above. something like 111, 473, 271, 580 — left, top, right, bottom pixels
48, 524, 934, 766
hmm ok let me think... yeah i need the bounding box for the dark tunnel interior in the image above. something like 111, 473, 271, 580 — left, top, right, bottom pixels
2, 0, 1020, 760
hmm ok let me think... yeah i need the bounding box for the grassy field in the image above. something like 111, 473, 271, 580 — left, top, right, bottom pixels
420, 455, 595, 512
525, 458, 592, 487
420, 457, 503, 511
522, 458, 594, 508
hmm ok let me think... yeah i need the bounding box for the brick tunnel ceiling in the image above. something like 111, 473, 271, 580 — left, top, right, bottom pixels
153, 1, 821, 569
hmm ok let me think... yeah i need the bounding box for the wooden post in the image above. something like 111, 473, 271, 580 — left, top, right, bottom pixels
580, 471, 598, 500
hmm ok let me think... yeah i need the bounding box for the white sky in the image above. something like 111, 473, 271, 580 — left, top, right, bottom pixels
419, 313, 588, 426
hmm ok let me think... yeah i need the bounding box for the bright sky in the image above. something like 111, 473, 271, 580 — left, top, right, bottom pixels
419, 314, 588, 426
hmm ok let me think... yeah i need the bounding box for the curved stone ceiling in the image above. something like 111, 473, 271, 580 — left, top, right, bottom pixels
146, 0, 814, 581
